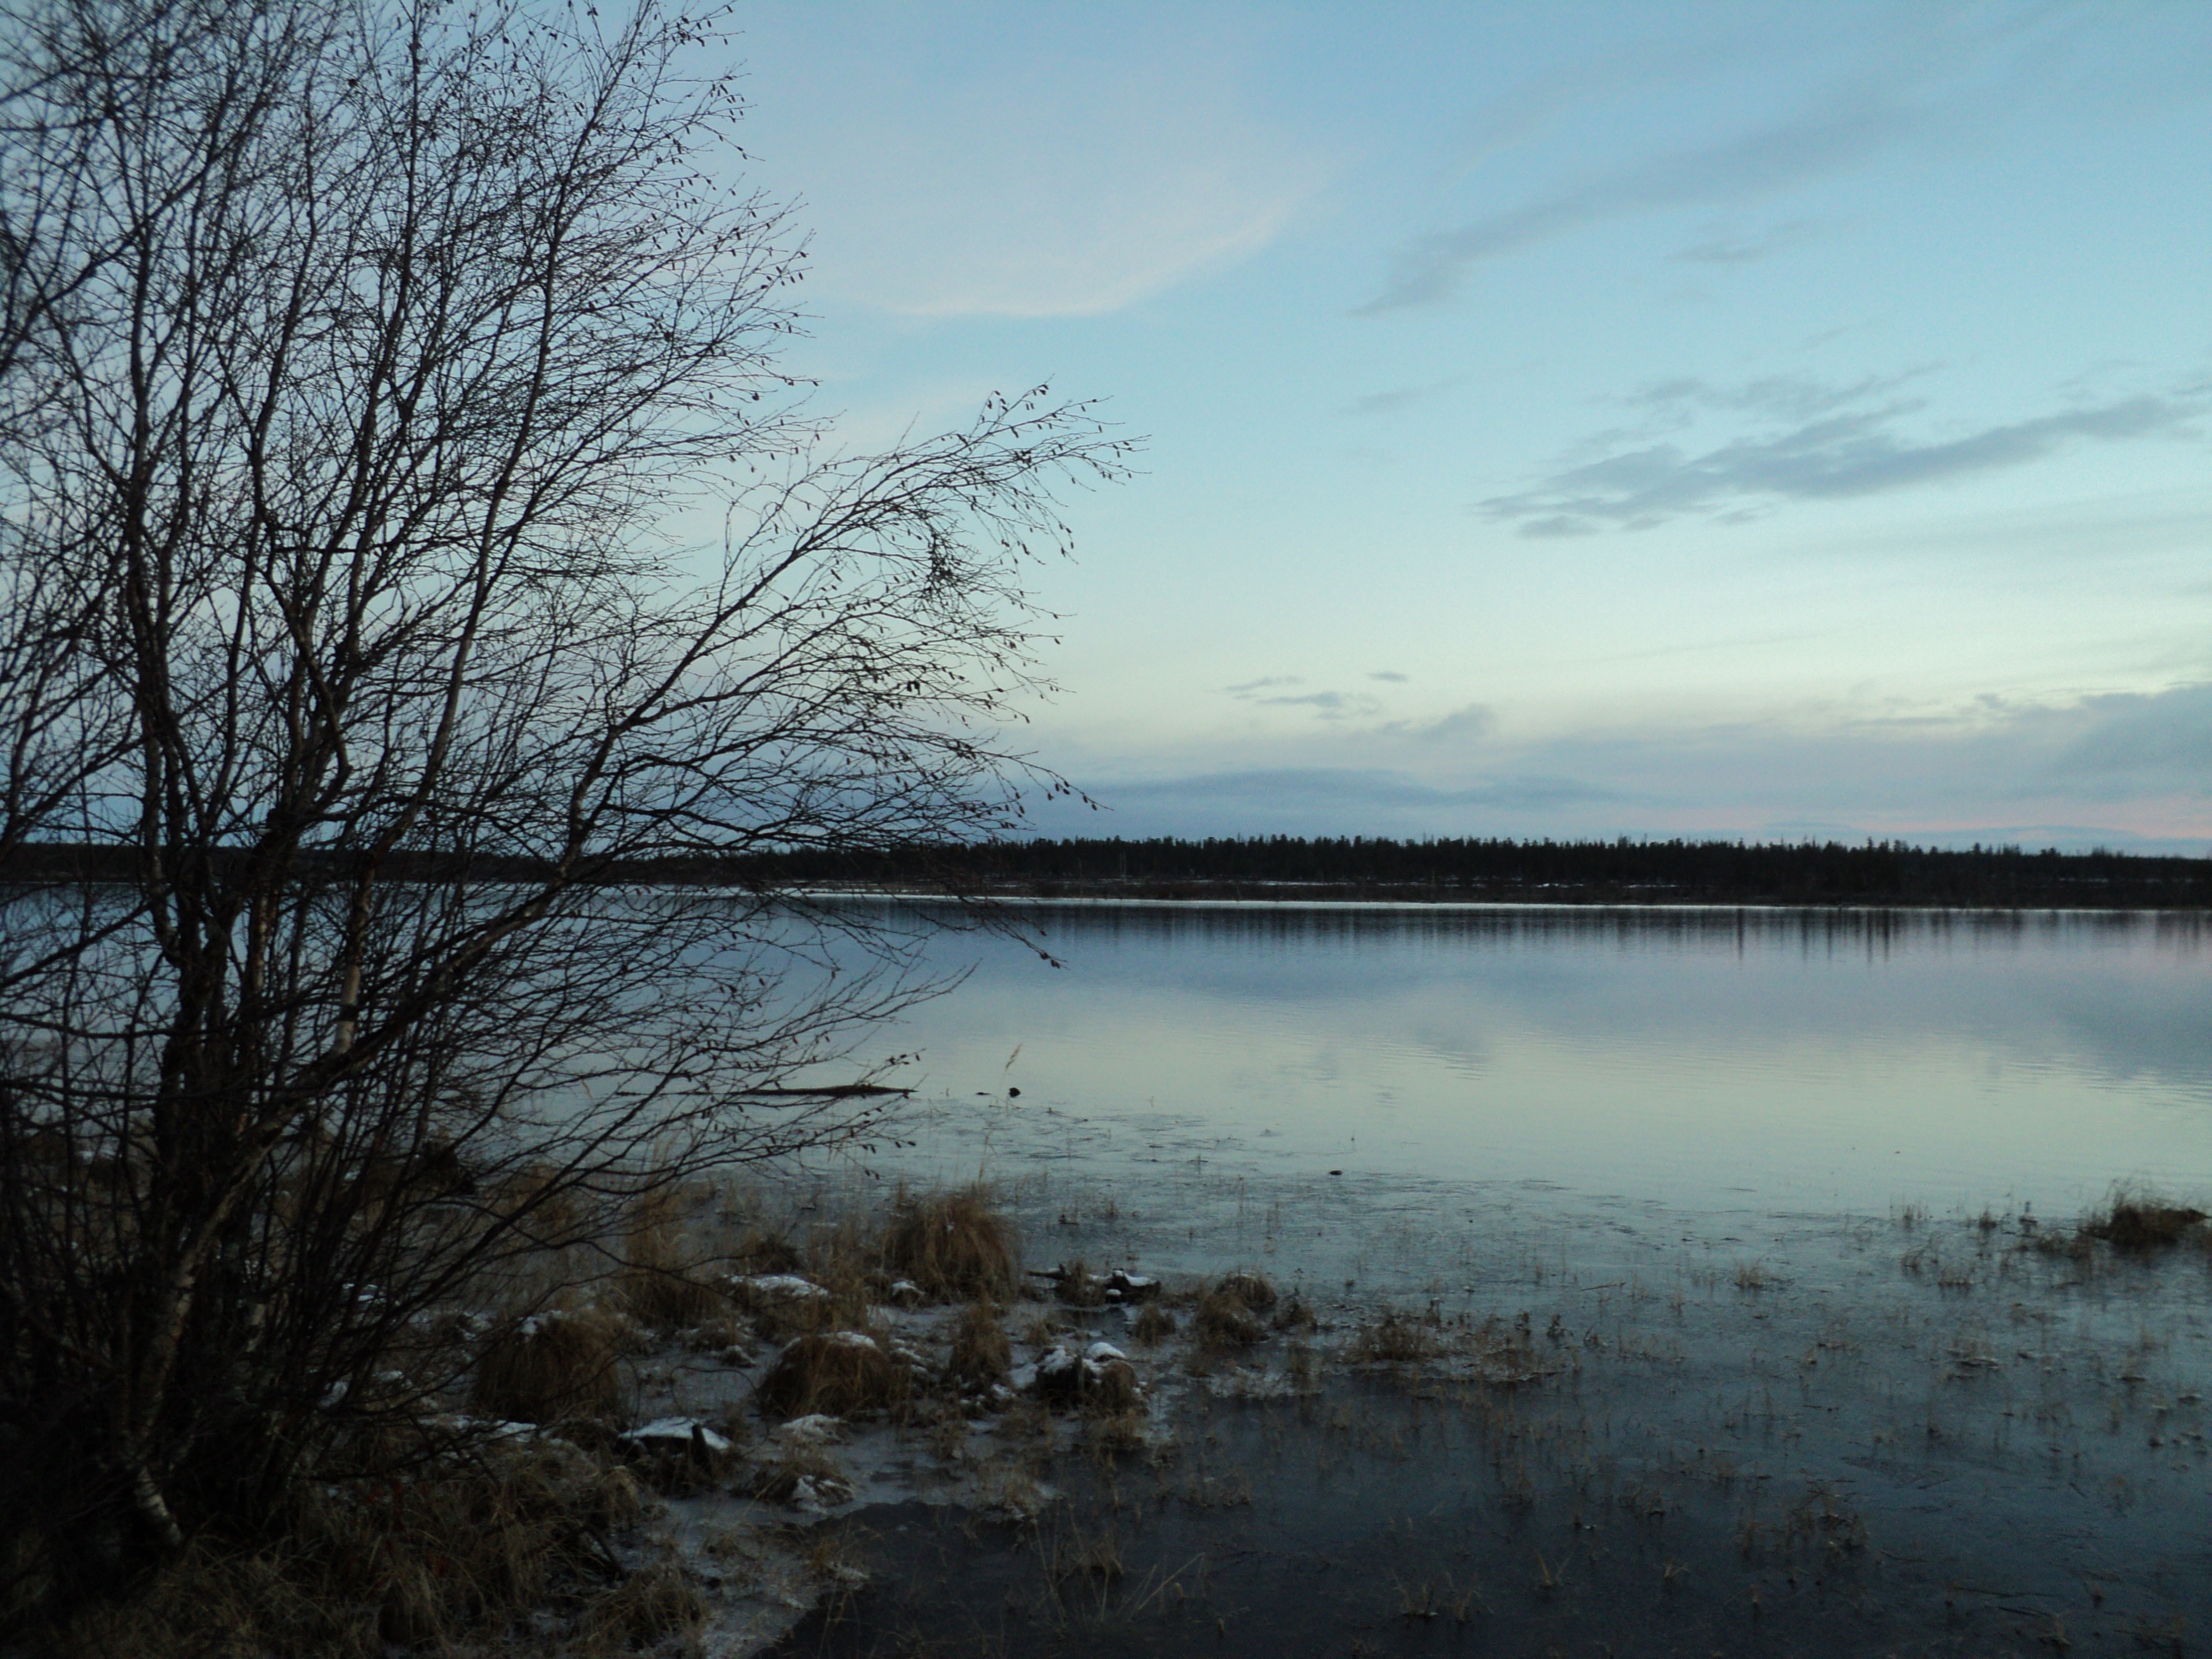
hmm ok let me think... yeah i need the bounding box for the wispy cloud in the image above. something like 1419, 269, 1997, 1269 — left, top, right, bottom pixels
1361, 96, 1906, 311
1479, 386, 2204, 535
1358, 3, 2095, 312
1368, 670, 1410, 682
1342, 377, 1468, 418
1255, 690, 1385, 722
755, 17, 1335, 320
1395, 702, 1498, 744
1023, 684, 2212, 847
1224, 676, 1404, 723
1668, 219, 1819, 264
1621, 371, 1934, 424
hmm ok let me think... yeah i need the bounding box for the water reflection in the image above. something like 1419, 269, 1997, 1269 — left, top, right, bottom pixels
858, 902, 2212, 1215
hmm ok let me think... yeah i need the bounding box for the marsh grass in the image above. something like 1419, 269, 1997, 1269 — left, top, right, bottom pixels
1193, 1291, 1264, 1350
755, 1332, 912, 1420
1080, 1406, 1150, 1459
32, 1177, 1031, 1651
50, 1441, 670, 1659
1193, 1270, 1279, 1352
470, 1310, 627, 1426
1130, 1303, 1177, 1346
880, 1185, 1019, 1302
608, 1183, 731, 1333
747, 1443, 853, 1507
1354, 1309, 1442, 1365
1214, 1271, 1277, 1313
723, 1225, 806, 1277
944, 1301, 1012, 1392
2083, 1189, 2208, 1253
1050, 1259, 1106, 1308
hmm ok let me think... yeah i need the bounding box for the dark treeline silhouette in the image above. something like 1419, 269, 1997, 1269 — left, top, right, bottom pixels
17, 835, 2202, 907
757, 835, 2212, 907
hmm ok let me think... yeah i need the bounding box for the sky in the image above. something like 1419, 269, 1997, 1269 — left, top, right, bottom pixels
726, 1, 2211, 852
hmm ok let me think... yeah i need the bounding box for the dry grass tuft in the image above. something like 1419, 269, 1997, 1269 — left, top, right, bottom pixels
1130, 1303, 1177, 1346
471, 1309, 624, 1425
945, 1302, 1013, 1392
755, 1332, 911, 1419
1191, 1269, 1281, 1351
727, 1225, 807, 1277
578, 1552, 706, 1651
1194, 1289, 1266, 1349
881, 1186, 1020, 1302
1084, 1359, 1143, 1416
598, 1179, 734, 1333
2030, 1227, 2094, 1262
1354, 1310, 1442, 1365
492, 1161, 591, 1250
1020, 1311, 1070, 1349
1214, 1270, 1277, 1312
1082, 1408, 1150, 1458
2084, 1190, 2208, 1253
1271, 1295, 1317, 1333
614, 1267, 731, 1333
748, 1444, 854, 1508
51, 1440, 660, 1659
1051, 1259, 1106, 1307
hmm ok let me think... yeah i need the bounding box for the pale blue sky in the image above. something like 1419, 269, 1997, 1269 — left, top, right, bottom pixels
730, 2, 2210, 850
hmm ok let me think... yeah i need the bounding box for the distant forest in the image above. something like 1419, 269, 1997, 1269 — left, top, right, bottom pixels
11, 836, 2208, 907
749, 836, 2212, 907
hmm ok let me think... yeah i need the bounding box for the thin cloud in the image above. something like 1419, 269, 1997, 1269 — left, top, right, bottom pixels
1358, 2, 2087, 313
1411, 702, 1498, 744
1478, 390, 2204, 534
1362, 96, 1906, 311
1669, 219, 1819, 264
1368, 670, 1410, 682
2049, 684, 2212, 777
1224, 675, 1303, 696
1621, 369, 1934, 424
1256, 690, 1385, 722
1014, 687, 2212, 847
1342, 377, 1468, 418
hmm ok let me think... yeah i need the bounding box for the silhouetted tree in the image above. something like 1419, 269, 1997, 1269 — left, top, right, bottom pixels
0, 0, 1128, 1614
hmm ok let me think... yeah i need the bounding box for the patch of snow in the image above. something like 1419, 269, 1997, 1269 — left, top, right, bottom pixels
734, 1274, 829, 1301
431, 1413, 538, 1439
775, 1414, 844, 1447
624, 1416, 733, 1454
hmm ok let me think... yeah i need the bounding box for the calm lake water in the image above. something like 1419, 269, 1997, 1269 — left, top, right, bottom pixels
858, 903, 2212, 1220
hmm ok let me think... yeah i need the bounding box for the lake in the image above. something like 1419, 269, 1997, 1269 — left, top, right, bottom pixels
758, 901, 2212, 1656
860, 902, 2212, 1221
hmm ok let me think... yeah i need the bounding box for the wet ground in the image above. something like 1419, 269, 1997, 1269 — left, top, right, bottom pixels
732, 1164, 2210, 1658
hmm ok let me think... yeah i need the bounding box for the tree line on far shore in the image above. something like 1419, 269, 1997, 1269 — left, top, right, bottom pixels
684, 834, 2212, 907
19, 834, 2199, 908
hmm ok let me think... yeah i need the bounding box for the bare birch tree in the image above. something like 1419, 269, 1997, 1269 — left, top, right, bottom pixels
0, 0, 1129, 1611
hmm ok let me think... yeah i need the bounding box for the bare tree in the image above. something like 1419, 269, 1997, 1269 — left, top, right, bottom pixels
0, 0, 1129, 1611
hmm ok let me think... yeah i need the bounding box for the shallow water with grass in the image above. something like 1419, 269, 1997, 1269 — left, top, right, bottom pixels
748, 905, 2212, 1655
